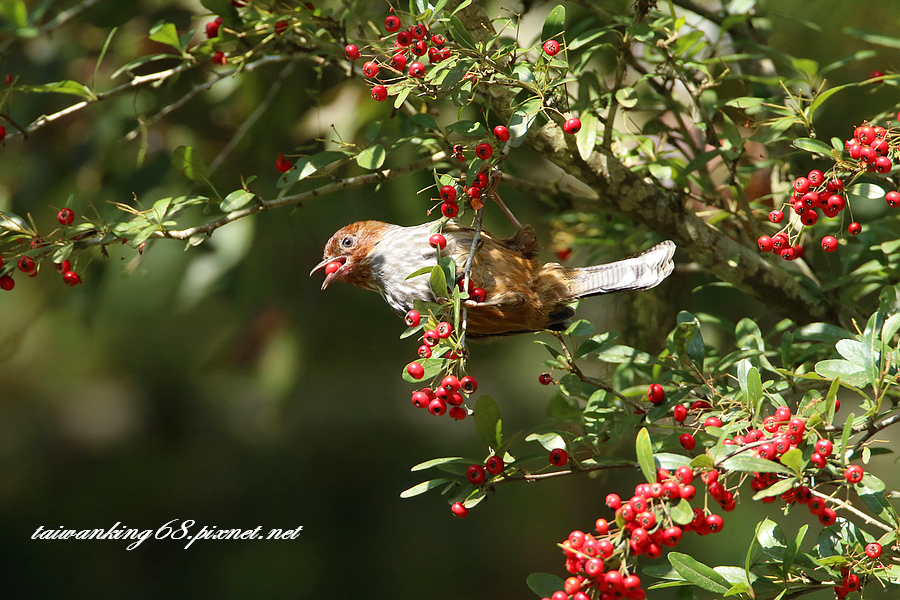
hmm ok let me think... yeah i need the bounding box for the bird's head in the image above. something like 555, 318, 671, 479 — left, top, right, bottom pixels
309, 220, 389, 290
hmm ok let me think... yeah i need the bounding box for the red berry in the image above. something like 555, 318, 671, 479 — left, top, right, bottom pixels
865, 542, 882, 559
274, 20, 287, 34
412, 39, 427, 56
475, 142, 493, 160
808, 169, 825, 186
706, 514, 724, 532
815, 439, 833, 456
555, 248, 571, 261
768, 210, 784, 224
538, 372, 553, 385
679, 433, 696, 450
757, 235, 774, 252
56, 259, 71, 273
646, 383, 665, 404
450, 501, 468, 518
440, 201, 459, 218
793, 177, 810, 193
875, 156, 893, 173
406, 361, 425, 379
467, 464, 486, 484
212, 51, 226, 65
417, 345, 432, 358
549, 448, 568, 466
887, 191, 900, 207
439, 185, 457, 202
384, 14, 401, 32
0, 274, 13, 290
344, 44, 360, 61
371, 85, 388, 101
466, 186, 481, 200
821, 235, 838, 252
845, 464, 864, 484
408, 62, 425, 78
362, 61, 379, 77
428, 398, 447, 416
405, 310, 421, 327
57, 208, 75, 225
605, 493, 621, 510
410, 389, 430, 408
543, 39, 560, 56
436, 321, 453, 339
819, 507, 837, 526
485, 455, 504, 474
17, 256, 34, 272
205, 20, 220, 39
448, 406, 466, 420
563, 117, 581, 134
848, 222, 862, 235
63, 270, 81, 286
441, 375, 460, 393
275, 153, 291, 173
396, 31, 411, 46
493, 125, 510, 142
429, 233, 447, 250
410, 24, 427, 39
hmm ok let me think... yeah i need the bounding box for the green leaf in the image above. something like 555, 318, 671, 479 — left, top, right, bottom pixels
668, 552, 731, 594
794, 322, 853, 344
149, 21, 183, 52
400, 478, 454, 498
410, 457, 466, 471
752, 476, 797, 500
792, 137, 833, 156
720, 455, 793, 476
19, 79, 97, 100
840, 412, 856, 460
564, 319, 594, 337
815, 360, 869, 387
615, 87, 638, 108
674, 311, 705, 367
526, 573, 566, 598
592, 345, 662, 365
0, 0, 27, 28
356, 144, 386, 170
780, 448, 804, 475
171, 146, 209, 182
220, 190, 255, 212
541, 5, 566, 44
636, 428, 655, 484
670, 498, 694, 525
429, 264, 450, 299
401, 357, 447, 383
51, 242, 74, 264
847, 182, 886, 202
843, 27, 900, 49
575, 111, 598, 161
474, 395, 502, 448
277, 151, 346, 190
448, 15, 476, 49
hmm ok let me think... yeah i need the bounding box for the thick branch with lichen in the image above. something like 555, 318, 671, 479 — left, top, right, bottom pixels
451, 0, 847, 327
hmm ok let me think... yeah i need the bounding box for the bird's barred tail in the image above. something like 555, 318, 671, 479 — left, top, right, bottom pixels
568, 240, 676, 298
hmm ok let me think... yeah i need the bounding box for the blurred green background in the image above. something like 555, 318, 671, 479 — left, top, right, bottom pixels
2, 1, 900, 598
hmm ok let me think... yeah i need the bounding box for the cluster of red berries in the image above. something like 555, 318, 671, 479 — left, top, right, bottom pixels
404, 302, 477, 421
408, 372, 477, 421
1, 209, 82, 291
759, 114, 900, 259
452, 448, 568, 518
344, 10, 453, 104
544, 466, 726, 600
832, 542, 884, 598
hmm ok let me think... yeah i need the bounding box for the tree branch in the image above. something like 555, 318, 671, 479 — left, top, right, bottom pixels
451, 0, 848, 326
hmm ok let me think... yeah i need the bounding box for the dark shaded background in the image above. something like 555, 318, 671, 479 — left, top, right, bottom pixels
2, 0, 900, 598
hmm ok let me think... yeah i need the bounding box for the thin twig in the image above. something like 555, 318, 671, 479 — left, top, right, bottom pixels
809, 489, 893, 533
491, 461, 637, 486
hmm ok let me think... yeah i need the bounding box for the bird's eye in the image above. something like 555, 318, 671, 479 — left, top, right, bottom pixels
341, 235, 355, 249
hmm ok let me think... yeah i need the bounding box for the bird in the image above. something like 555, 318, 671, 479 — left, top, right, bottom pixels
310, 219, 676, 337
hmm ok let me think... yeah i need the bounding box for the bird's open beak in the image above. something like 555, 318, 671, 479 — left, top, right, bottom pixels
309, 256, 347, 290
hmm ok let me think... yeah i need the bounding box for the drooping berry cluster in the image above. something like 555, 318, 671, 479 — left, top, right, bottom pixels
344, 9, 452, 104
0, 209, 83, 292
758, 114, 900, 258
